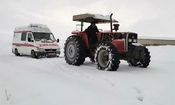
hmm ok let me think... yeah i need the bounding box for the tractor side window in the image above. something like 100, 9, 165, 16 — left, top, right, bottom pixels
21, 32, 27, 41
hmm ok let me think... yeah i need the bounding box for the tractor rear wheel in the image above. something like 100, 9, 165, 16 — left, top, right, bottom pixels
95, 42, 120, 71
64, 36, 85, 66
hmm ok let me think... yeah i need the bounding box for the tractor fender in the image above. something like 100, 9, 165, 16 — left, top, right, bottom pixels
71, 32, 89, 49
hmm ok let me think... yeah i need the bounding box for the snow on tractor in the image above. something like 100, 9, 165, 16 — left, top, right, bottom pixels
64, 13, 151, 71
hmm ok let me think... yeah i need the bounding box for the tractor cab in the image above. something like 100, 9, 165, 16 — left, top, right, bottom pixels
71, 13, 120, 50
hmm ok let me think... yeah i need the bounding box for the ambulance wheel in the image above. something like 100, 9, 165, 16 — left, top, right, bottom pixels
31, 50, 39, 58
15, 49, 20, 56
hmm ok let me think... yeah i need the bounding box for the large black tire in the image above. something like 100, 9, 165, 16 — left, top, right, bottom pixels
14, 49, 20, 56
64, 36, 85, 66
95, 42, 120, 71
128, 47, 151, 68
129, 59, 139, 66
140, 47, 151, 68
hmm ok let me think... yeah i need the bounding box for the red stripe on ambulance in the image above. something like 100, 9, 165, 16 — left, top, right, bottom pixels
13, 43, 35, 47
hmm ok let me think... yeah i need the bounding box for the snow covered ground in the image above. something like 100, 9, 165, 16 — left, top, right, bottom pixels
0, 36, 175, 105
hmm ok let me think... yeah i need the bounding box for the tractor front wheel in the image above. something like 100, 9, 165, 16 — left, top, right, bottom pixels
95, 42, 120, 71
140, 47, 151, 68
128, 46, 151, 68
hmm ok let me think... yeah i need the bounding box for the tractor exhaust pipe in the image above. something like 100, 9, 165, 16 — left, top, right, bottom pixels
81, 21, 83, 32
110, 13, 113, 32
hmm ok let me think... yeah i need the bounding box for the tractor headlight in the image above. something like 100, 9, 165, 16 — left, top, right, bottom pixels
129, 39, 132, 42
133, 39, 137, 43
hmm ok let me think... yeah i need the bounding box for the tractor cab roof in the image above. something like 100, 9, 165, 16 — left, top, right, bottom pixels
73, 13, 118, 23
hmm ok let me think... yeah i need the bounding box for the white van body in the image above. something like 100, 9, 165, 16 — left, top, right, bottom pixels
12, 24, 60, 58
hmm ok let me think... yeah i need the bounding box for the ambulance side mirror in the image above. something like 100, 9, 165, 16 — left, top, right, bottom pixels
57, 38, 59, 43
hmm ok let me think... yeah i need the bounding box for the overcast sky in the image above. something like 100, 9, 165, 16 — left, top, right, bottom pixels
0, 0, 175, 39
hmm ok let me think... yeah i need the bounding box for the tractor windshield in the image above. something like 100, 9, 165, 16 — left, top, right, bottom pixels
32, 32, 55, 41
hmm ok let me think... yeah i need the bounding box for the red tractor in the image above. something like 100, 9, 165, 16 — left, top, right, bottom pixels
64, 13, 151, 71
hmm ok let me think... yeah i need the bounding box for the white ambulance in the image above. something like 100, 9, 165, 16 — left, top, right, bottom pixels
12, 24, 60, 58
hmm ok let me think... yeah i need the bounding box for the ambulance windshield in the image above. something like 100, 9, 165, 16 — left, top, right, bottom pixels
33, 32, 55, 41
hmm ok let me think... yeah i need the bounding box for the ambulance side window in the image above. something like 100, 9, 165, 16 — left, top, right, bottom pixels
28, 33, 33, 42
21, 32, 27, 41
